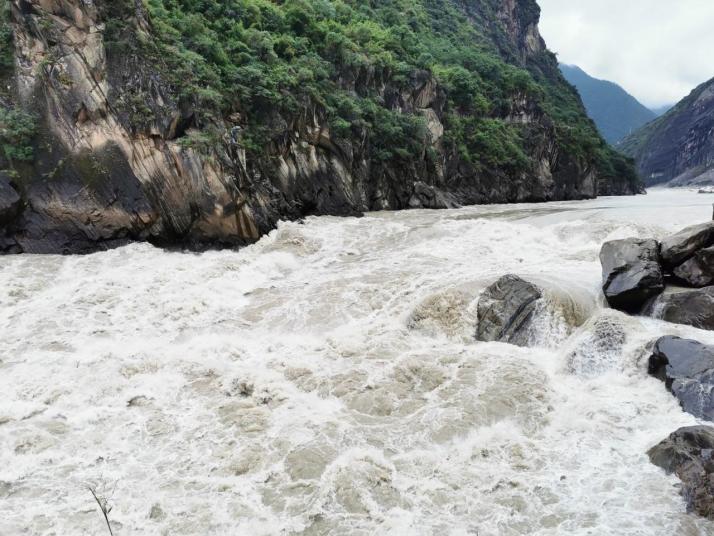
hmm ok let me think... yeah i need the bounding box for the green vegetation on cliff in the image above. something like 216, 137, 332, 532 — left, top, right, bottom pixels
0, 1, 13, 78
1, 3, 37, 170
0, 107, 37, 164
99, 0, 625, 178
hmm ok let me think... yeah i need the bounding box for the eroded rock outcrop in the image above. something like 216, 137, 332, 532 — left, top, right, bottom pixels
674, 246, 714, 287
648, 336, 714, 420
620, 76, 714, 188
476, 274, 542, 346
645, 287, 714, 331
648, 426, 714, 519
599, 238, 664, 312
661, 222, 714, 270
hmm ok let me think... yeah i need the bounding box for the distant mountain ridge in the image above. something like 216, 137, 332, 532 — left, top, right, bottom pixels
560, 64, 656, 144
619, 77, 714, 187
651, 104, 673, 117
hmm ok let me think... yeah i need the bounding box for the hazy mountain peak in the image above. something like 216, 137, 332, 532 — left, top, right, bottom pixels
560, 64, 656, 144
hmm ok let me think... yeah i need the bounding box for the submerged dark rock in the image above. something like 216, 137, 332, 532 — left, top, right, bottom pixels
476, 275, 542, 346
648, 336, 714, 420
566, 312, 627, 377
660, 222, 714, 270
648, 426, 714, 519
673, 246, 714, 287
645, 286, 714, 331
599, 238, 664, 312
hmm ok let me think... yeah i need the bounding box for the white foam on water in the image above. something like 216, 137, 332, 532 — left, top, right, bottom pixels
2, 190, 714, 535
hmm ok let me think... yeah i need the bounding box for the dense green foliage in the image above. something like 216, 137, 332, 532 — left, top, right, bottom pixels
98, 0, 616, 178
0, 106, 37, 164
0, 1, 13, 78
101, 0, 593, 171
0, 3, 37, 170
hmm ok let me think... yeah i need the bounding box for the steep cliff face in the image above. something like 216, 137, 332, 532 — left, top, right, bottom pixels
619, 77, 714, 187
0, 0, 641, 254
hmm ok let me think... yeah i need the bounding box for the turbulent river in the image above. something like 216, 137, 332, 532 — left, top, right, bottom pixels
3, 189, 714, 535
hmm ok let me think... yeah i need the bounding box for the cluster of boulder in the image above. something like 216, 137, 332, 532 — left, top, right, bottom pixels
599, 219, 714, 519
468, 221, 714, 520
600, 220, 714, 326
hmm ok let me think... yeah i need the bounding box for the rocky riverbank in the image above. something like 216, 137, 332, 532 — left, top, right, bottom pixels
596, 216, 714, 519
445, 212, 714, 521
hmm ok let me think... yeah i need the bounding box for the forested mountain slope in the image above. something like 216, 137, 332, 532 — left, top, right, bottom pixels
560, 64, 656, 144
0, 0, 641, 253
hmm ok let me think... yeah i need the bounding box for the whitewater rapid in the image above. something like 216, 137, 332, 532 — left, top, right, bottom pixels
2, 189, 714, 535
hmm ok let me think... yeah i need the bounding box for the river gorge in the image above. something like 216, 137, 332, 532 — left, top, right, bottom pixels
1, 189, 714, 534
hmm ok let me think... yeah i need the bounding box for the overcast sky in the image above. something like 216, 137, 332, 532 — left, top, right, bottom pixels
537, 0, 714, 108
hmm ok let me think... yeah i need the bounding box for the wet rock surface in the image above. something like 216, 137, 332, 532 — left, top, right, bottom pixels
661, 221, 714, 270
674, 246, 714, 287
599, 238, 664, 312
599, 217, 714, 331
645, 286, 714, 331
476, 274, 542, 346
648, 336, 714, 420
648, 426, 714, 519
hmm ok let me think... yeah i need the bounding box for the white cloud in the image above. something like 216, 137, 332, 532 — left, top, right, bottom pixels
537, 0, 714, 107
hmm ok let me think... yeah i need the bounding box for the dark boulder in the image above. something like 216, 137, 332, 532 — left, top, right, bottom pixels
661, 222, 714, 270
648, 426, 714, 519
0, 173, 22, 225
648, 336, 714, 420
599, 238, 664, 312
673, 246, 714, 287
407, 182, 459, 210
645, 286, 714, 331
476, 275, 542, 346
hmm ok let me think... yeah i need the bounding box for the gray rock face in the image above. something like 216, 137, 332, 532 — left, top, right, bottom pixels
648, 426, 714, 519
0, 174, 21, 225
674, 246, 714, 287
660, 222, 714, 269
648, 336, 714, 420
645, 286, 714, 331
476, 275, 542, 346
407, 182, 459, 209
599, 238, 664, 312
619, 76, 714, 188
